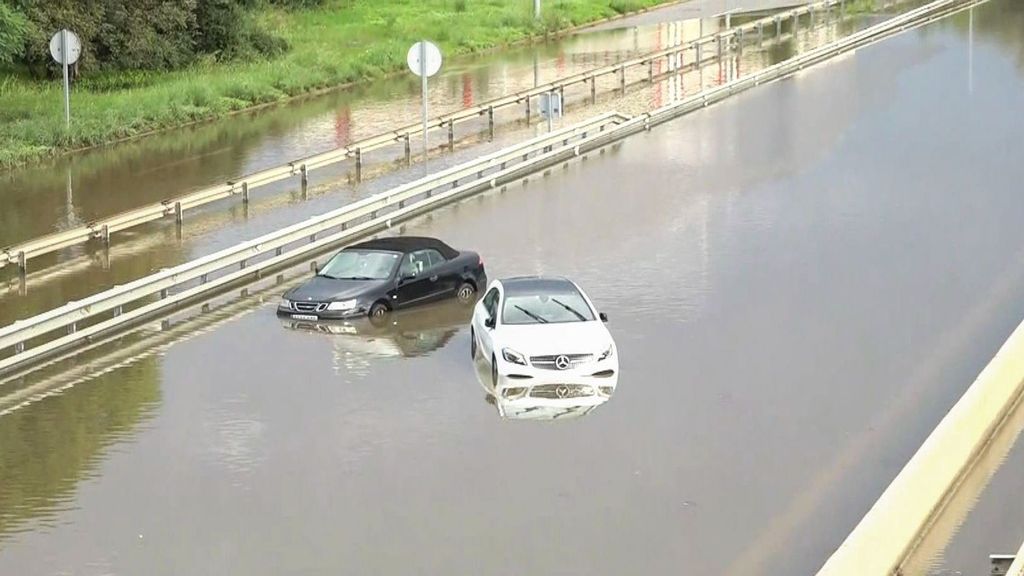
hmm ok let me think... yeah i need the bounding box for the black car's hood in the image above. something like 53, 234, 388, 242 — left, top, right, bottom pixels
284, 276, 388, 302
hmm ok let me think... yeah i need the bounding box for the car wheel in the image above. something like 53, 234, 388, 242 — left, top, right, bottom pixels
368, 302, 389, 326
491, 355, 498, 390
470, 327, 477, 359
456, 282, 476, 304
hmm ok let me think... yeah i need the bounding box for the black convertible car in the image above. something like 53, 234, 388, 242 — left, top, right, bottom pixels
278, 236, 486, 320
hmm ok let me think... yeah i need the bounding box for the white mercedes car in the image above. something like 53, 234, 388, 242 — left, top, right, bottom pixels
470, 276, 618, 403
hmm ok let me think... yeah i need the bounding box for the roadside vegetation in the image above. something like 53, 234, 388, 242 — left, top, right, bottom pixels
0, 0, 670, 169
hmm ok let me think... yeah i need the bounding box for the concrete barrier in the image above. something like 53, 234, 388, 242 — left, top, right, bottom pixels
817, 311, 1024, 575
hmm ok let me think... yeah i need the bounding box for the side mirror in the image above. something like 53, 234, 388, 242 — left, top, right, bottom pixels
484, 317, 495, 329
599, 312, 608, 322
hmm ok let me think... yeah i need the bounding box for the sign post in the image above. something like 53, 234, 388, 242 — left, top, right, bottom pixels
49, 29, 81, 130
407, 41, 443, 164
539, 91, 562, 133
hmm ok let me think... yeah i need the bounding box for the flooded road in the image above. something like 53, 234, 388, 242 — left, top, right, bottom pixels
0, 5, 876, 327
2, 1, 1024, 574
0, 0, 735, 249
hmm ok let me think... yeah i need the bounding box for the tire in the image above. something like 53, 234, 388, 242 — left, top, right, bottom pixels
456, 281, 476, 305
368, 301, 389, 326
470, 327, 477, 359
491, 355, 499, 389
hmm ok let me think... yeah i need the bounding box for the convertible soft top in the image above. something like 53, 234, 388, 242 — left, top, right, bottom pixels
347, 236, 460, 260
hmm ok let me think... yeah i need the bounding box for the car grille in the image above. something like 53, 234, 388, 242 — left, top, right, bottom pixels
292, 301, 329, 313
531, 384, 595, 399
529, 353, 593, 370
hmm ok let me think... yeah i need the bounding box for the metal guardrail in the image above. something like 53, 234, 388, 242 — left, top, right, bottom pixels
0, 0, 852, 274
0, 0, 955, 376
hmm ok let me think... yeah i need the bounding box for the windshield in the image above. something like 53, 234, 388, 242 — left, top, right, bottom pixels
501, 290, 596, 325
318, 249, 400, 280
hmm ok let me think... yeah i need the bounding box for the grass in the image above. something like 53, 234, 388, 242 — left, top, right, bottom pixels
0, 0, 672, 169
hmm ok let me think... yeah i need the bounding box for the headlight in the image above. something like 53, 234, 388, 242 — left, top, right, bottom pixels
502, 348, 527, 365
598, 344, 614, 361
502, 387, 528, 399
326, 299, 358, 311
280, 297, 292, 308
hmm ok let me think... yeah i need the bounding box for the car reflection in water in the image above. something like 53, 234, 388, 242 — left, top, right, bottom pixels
472, 353, 617, 421
279, 298, 474, 359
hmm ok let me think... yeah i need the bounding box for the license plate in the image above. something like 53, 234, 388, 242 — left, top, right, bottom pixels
291, 314, 318, 321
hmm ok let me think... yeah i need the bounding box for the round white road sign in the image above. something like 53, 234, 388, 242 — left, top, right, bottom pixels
407, 41, 442, 78
49, 29, 81, 65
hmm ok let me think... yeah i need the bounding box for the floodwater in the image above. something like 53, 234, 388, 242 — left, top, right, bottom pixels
0, 2, 879, 327
2, 1, 1024, 574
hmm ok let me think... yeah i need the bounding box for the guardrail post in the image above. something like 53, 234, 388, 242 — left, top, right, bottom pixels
201, 274, 208, 284
525, 97, 531, 124
696, 42, 702, 65
240, 259, 247, 270
758, 22, 764, 44
447, 120, 455, 150
717, 35, 723, 58
488, 107, 495, 137
619, 65, 626, 92
17, 251, 27, 274
114, 305, 122, 317
160, 288, 168, 299
174, 202, 183, 226
355, 148, 363, 182
14, 342, 24, 354
590, 77, 597, 103
101, 224, 110, 245
67, 322, 76, 335
648, 60, 654, 82
793, 11, 799, 33
404, 133, 412, 165
241, 182, 249, 204
300, 164, 309, 194
776, 16, 782, 37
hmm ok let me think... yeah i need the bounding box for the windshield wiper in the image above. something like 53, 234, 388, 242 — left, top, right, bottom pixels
333, 275, 377, 280
514, 305, 548, 323
551, 298, 587, 321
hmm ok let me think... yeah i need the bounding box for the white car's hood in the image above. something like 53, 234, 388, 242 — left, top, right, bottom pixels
496, 321, 612, 357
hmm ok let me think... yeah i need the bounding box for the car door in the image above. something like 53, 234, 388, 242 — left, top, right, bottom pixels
425, 248, 459, 298
394, 251, 435, 308
417, 248, 455, 301
474, 286, 501, 359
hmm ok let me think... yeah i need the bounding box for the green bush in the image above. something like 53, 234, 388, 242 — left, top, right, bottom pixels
0, 3, 31, 64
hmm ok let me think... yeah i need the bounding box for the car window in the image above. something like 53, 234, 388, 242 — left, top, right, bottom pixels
400, 249, 444, 277
482, 288, 500, 317
398, 254, 417, 277
424, 249, 446, 268
320, 250, 400, 280
501, 290, 595, 325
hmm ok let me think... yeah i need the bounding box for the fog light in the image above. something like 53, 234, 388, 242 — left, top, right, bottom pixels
502, 387, 528, 400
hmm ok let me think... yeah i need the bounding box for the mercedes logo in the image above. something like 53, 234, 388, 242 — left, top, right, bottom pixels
554, 355, 571, 370
556, 385, 570, 398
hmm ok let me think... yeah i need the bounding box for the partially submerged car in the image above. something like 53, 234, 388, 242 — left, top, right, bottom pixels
470, 276, 618, 403
278, 236, 486, 321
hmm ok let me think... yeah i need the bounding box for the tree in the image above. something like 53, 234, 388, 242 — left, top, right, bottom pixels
0, 3, 31, 64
